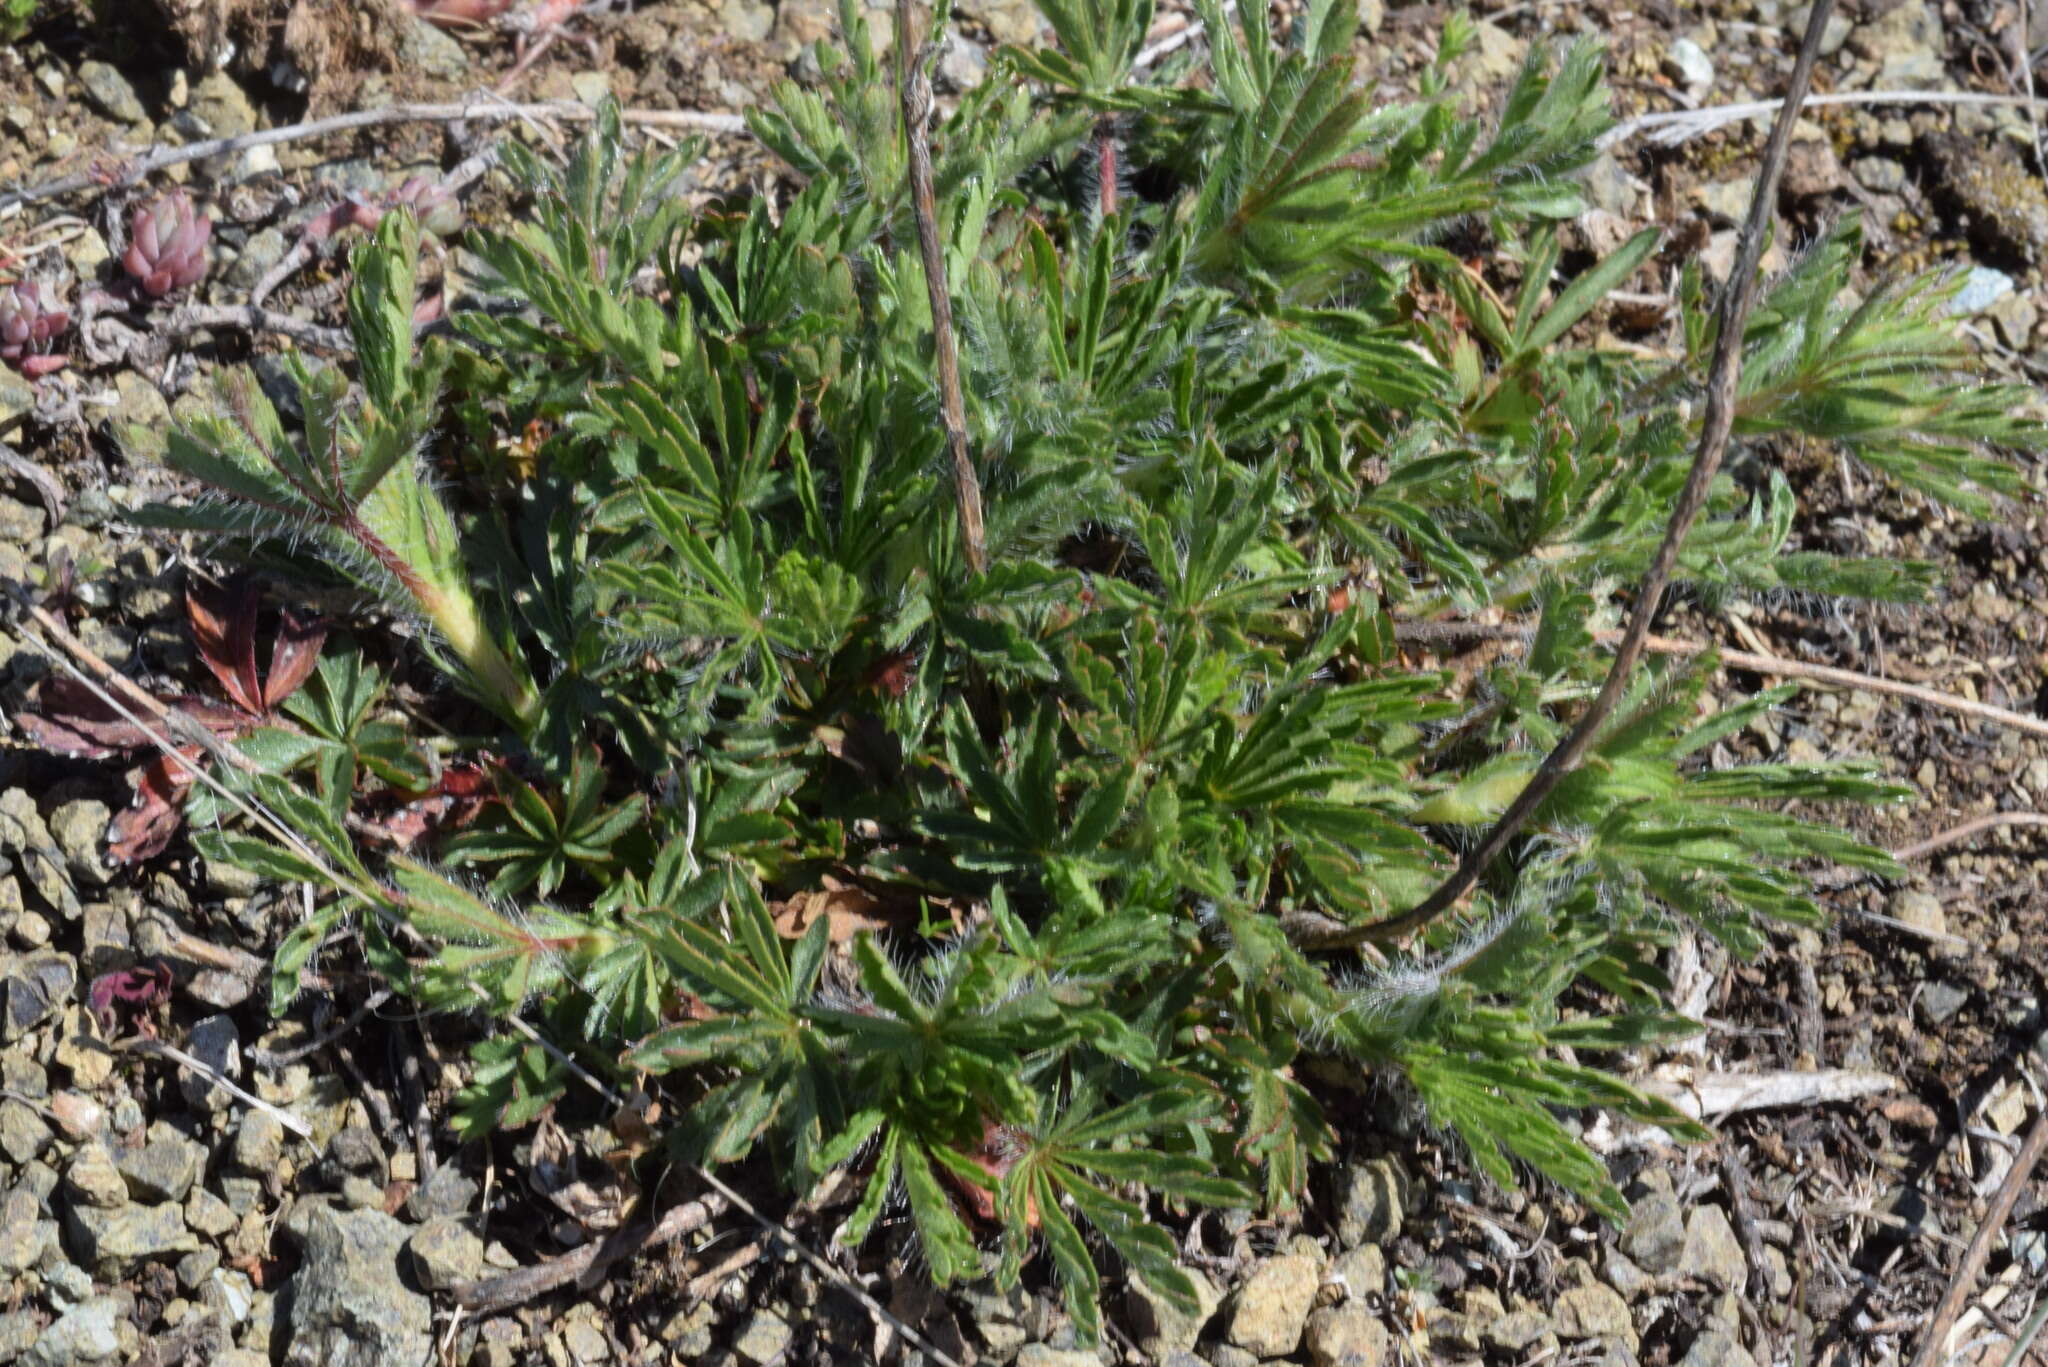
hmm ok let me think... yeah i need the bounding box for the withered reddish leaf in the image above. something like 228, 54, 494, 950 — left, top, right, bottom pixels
862, 648, 920, 699
187, 583, 265, 716
942, 1118, 1036, 1229
357, 760, 495, 849
264, 608, 328, 709
408, 0, 517, 23
15, 677, 156, 756
107, 748, 202, 863
87, 958, 173, 1031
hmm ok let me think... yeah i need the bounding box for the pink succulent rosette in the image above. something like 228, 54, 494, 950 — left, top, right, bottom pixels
122, 190, 213, 298
0, 279, 71, 378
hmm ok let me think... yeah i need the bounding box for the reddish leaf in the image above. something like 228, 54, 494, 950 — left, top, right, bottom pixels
187, 582, 264, 716
357, 759, 495, 849
407, 0, 517, 23
107, 748, 202, 864
264, 608, 329, 710
941, 1118, 1037, 1229
87, 958, 173, 1031
862, 648, 920, 700
14, 677, 157, 756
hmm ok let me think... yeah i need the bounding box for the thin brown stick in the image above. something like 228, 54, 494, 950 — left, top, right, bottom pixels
450, 1191, 731, 1314
1720, 1146, 1772, 1303
1388, 621, 2048, 743
164, 303, 355, 353
0, 99, 748, 211
1285, 0, 1837, 955
246, 989, 394, 1069
1890, 812, 2048, 862
897, 0, 988, 575
1907, 1109, 2048, 1367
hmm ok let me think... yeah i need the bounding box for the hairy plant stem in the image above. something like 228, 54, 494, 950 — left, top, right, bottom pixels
342, 513, 539, 732
896, 0, 988, 575
1286, 0, 1839, 952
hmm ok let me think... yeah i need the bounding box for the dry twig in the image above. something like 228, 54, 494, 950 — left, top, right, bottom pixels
1601, 88, 2048, 149
115, 1036, 315, 1139
1908, 1109, 2048, 1367
246, 989, 394, 1070
451, 1191, 732, 1315
0, 99, 748, 212
1892, 812, 2048, 862
897, 0, 987, 575
1640, 1066, 1899, 1120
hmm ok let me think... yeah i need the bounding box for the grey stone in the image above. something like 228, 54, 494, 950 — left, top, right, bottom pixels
0, 493, 44, 542
1465, 20, 1526, 84
1849, 0, 1940, 62
1304, 1302, 1391, 1367
562, 1313, 611, 1362
1680, 1327, 1759, 1367
731, 1311, 791, 1365
1224, 1251, 1320, 1357
233, 1111, 283, 1174
1950, 266, 2017, 316
65, 1200, 198, 1274
1555, 1282, 1635, 1346
23, 1291, 129, 1366
1329, 1243, 1385, 1299
0, 1188, 54, 1278
1664, 38, 1713, 93
281, 1205, 431, 1367
0, 1311, 38, 1360
1207, 1348, 1260, 1367
1334, 1157, 1407, 1247
177, 1245, 221, 1292
76, 62, 147, 124
939, 32, 989, 91
0, 370, 34, 427
182, 1015, 240, 1115
43, 1261, 92, 1309
1489, 1306, 1554, 1351
1124, 1267, 1218, 1357
1621, 1190, 1685, 1273
107, 371, 172, 466
1920, 982, 1970, 1026
1679, 1206, 1748, 1290
78, 904, 129, 977
186, 1186, 236, 1238
1605, 1248, 1654, 1299
48, 803, 110, 890
720, 0, 775, 43
0, 792, 79, 921
223, 227, 290, 291
0, 1098, 51, 1165
959, 0, 1039, 43
1014, 1349, 1099, 1367
1788, 3, 1851, 53
190, 72, 257, 139
398, 20, 470, 83
323, 1125, 385, 1181
115, 1125, 208, 1203
405, 1162, 478, 1220
65, 1142, 129, 1209
408, 1217, 485, 1291
206, 1267, 256, 1326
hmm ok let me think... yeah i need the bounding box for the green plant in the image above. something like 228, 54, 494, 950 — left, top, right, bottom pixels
0, 0, 36, 43
138, 0, 2041, 1341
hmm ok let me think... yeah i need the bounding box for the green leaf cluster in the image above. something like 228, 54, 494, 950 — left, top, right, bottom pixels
155, 0, 2043, 1341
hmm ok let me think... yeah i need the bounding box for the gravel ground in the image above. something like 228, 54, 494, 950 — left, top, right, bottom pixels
2, 0, 2048, 1364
